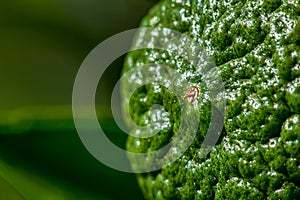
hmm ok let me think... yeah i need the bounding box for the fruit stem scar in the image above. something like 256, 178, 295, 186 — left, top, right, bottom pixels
184, 86, 199, 103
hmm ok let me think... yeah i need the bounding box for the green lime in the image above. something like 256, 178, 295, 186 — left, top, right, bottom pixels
122, 0, 300, 199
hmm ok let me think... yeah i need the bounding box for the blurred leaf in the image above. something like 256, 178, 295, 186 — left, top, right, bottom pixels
0, 156, 105, 200
0, 175, 24, 200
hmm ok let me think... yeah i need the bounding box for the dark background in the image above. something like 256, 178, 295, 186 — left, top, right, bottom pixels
0, 1, 157, 199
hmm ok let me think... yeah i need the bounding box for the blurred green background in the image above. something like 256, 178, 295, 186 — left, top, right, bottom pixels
0, 0, 157, 199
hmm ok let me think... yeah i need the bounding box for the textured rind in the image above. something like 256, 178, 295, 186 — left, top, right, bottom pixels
122, 0, 300, 199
